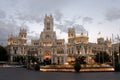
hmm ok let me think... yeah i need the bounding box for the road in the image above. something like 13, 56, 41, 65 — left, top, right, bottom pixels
0, 68, 120, 80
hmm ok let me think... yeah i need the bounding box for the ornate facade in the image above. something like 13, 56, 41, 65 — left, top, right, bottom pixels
8, 15, 67, 64
67, 28, 112, 63
8, 15, 112, 64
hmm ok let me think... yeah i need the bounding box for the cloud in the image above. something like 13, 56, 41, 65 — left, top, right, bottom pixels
0, 0, 69, 24
64, 19, 75, 26
55, 23, 87, 34
55, 24, 67, 33
0, 9, 6, 19
73, 24, 87, 34
27, 33, 39, 40
0, 20, 28, 46
54, 10, 63, 23
53, 10, 87, 34
105, 8, 120, 21
0, 21, 19, 45
55, 20, 87, 34
82, 17, 93, 24
0, 0, 68, 17
14, 11, 43, 23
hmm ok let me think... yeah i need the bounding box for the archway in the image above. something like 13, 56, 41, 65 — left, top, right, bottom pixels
43, 50, 52, 65
43, 55, 52, 65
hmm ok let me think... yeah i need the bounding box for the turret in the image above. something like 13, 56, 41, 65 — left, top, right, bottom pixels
68, 28, 76, 44
105, 37, 112, 47
97, 37, 104, 45
68, 28, 76, 38
19, 28, 27, 45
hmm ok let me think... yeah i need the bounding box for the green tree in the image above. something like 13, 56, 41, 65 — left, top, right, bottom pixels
34, 63, 40, 71
0, 45, 9, 61
76, 56, 86, 64
113, 51, 119, 64
115, 63, 120, 71
113, 50, 120, 71
94, 51, 111, 64
74, 61, 81, 72
28, 56, 39, 64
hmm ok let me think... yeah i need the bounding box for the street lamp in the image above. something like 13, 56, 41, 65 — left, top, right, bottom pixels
117, 53, 119, 64
116, 35, 120, 64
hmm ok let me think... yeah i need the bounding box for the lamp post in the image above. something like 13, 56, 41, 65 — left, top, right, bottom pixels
118, 42, 120, 64
116, 35, 120, 64
117, 53, 119, 64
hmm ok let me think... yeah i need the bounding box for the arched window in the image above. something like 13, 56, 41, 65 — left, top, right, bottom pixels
46, 35, 50, 39
47, 22, 50, 30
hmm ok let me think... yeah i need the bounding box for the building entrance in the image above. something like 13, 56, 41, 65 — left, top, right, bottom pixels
44, 58, 51, 65
43, 50, 52, 65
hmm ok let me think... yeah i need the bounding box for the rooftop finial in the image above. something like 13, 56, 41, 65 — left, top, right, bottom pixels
87, 31, 88, 36
81, 33, 83, 35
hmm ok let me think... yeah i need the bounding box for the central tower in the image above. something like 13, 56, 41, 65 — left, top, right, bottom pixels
40, 14, 56, 46
44, 14, 53, 31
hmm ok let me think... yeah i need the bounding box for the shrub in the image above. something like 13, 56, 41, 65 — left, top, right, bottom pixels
74, 62, 81, 72
34, 64, 40, 71
115, 64, 120, 72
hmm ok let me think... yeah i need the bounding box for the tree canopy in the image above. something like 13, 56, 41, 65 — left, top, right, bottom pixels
76, 56, 86, 64
0, 45, 9, 61
94, 51, 111, 64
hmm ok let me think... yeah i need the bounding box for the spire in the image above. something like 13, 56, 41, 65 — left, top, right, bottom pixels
87, 31, 89, 36
110, 38, 112, 42
106, 37, 108, 41
81, 33, 83, 35
98, 32, 102, 38
50, 14, 52, 17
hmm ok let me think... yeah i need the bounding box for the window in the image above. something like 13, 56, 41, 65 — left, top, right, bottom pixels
53, 48, 54, 53
46, 35, 50, 39
78, 50, 80, 54
57, 42, 62, 45
71, 34, 73, 36
61, 57, 64, 63
71, 49, 73, 54
34, 43, 38, 45
47, 22, 50, 30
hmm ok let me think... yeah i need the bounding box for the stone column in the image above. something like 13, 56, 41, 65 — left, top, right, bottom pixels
10, 55, 13, 62
59, 56, 61, 64
64, 54, 68, 64
51, 56, 53, 64
41, 56, 44, 62
55, 57, 57, 64
53, 57, 55, 63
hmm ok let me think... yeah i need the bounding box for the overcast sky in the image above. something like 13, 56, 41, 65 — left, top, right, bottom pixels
0, 0, 120, 46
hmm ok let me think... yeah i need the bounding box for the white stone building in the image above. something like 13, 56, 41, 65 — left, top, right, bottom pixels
8, 15, 67, 64
7, 15, 112, 65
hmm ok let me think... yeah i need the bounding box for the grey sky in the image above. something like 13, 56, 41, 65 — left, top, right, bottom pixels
0, 0, 120, 46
